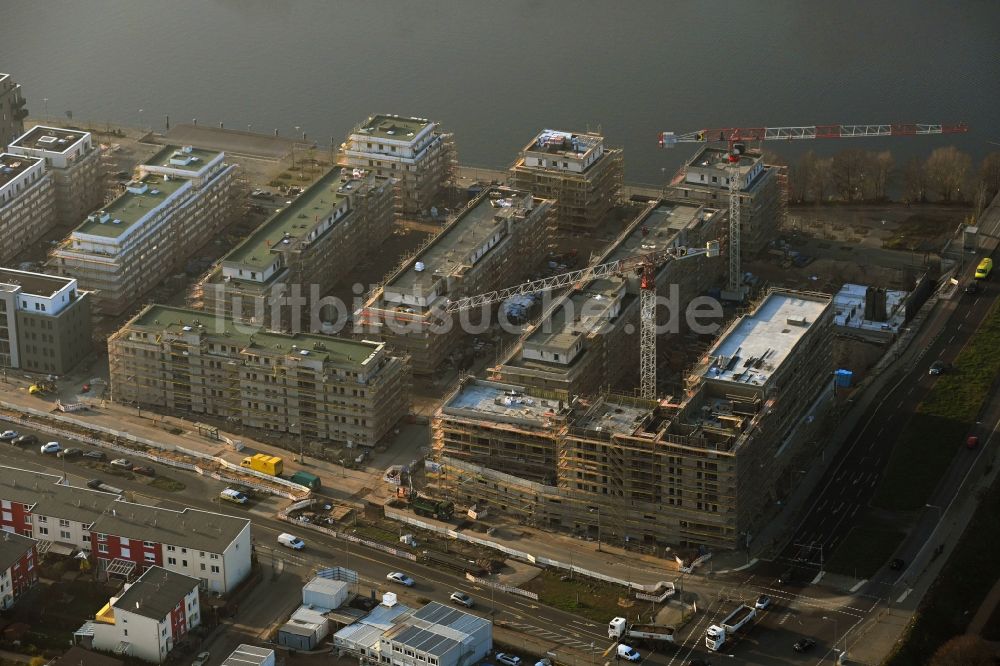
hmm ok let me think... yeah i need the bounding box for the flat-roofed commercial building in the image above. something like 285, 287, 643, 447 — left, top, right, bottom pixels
200, 166, 393, 332
358, 187, 553, 375
434, 290, 834, 550
0, 268, 92, 374
0, 74, 27, 148
50, 145, 243, 316
8, 126, 103, 227
108, 304, 409, 447
493, 200, 724, 398
510, 129, 623, 231
666, 146, 785, 255
342, 115, 456, 216
0, 153, 56, 265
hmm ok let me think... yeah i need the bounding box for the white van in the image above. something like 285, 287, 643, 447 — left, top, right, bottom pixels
278, 533, 305, 550
220, 488, 249, 505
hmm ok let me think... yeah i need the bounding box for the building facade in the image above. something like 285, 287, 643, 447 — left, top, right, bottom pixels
433, 290, 834, 550
358, 187, 553, 375
342, 115, 456, 216
0, 152, 56, 265
665, 146, 785, 255
0, 268, 92, 374
494, 200, 724, 398
108, 304, 409, 447
200, 166, 393, 332
509, 129, 623, 231
80, 567, 201, 664
50, 145, 243, 316
8, 126, 103, 227
0, 531, 38, 610
0, 74, 27, 149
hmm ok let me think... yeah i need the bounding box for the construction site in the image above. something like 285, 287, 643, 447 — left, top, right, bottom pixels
432, 289, 835, 550
509, 129, 624, 232
197, 165, 394, 332
107, 303, 410, 447
357, 186, 555, 375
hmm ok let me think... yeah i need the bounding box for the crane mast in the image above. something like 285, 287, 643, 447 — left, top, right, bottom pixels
659, 121, 969, 299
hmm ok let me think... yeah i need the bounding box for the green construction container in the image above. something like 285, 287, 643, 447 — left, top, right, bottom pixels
290, 470, 321, 490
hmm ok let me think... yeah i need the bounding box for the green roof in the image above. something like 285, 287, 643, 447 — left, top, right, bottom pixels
146, 144, 222, 172
225, 167, 352, 269
76, 174, 187, 237
356, 114, 432, 141
133, 304, 380, 367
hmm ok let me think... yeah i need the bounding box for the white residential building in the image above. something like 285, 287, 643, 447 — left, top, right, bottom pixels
0, 152, 56, 265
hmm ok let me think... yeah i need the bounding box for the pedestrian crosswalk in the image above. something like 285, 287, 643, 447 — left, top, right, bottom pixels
504, 621, 605, 652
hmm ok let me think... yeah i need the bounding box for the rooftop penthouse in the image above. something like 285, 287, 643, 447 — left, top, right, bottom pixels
521, 129, 606, 172
11, 126, 89, 154
354, 114, 434, 142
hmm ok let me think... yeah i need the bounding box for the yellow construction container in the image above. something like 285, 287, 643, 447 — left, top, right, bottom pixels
240, 453, 283, 476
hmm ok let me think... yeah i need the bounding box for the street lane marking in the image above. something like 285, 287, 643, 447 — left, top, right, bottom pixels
896, 588, 913, 604
812, 571, 826, 584
849, 579, 867, 593
949, 334, 956, 343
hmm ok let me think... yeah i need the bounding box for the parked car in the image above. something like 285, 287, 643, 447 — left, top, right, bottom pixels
12, 434, 37, 446
967, 435, 980, 449
40, 442, 61, 454
965, 281, 980, 295
928, 360, 946, 376
793, 638, 816, 653
83, 450, 107, 461
86, 479, 104, 490
0, 430, 19, 442
888, 558, 905, 570
754, 594, 772, 611
277, 533, 305, 550
110, 458, 133, 470
191, 651, 211, 666
450, 591, 474, 607
220, 488, 249, 505
133, 465, 156, 477
616, 645, 641, 663
386, 572, 415, 587
496, 654, 522, 666
58, 447, 83, 459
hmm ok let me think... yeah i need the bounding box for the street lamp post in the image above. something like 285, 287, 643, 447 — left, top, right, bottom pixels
43, 98, 48, 119
823, 615, 840, 661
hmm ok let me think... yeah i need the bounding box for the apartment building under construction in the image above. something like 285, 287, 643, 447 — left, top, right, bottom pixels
0, 73, 27, 149
342, 114, 456, 216
492, 199, 725, 398
510, 129, 623, 231
49, 145, 243, 316
0, 153, 55, 265
8, 126, 103, 227
665, 146, 786, 255
199, 166, 393, 332
357, 187, 554, 375
433, 289, 833, 550
108, 304, 409, 447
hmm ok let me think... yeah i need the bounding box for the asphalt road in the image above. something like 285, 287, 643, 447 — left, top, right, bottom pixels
778, 257, 999, 581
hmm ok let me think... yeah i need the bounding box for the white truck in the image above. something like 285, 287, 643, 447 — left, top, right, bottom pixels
705, 604, 757, 651
608, 617, 676, 644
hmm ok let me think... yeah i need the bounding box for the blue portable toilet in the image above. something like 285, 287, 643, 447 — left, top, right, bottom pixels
834, 369, 853, 388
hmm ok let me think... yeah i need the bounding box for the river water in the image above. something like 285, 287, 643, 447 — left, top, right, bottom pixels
1, 0, 997, 183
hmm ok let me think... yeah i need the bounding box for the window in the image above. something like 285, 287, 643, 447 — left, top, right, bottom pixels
210, 565, 219, 574
37, 516, 47, 524
98, 543, 108, 554
98, 533, 107, 542
200, 563, 206, 571
144, 541, 155, 548
59, 519, 70, 528
60, 530, 71, 540
166, 545, 175, 552
1, 511, 10, 522
37, 527, 49, 535
168, 557, 177, 565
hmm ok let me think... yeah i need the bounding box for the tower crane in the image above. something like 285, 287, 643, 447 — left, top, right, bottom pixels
444, 240, 720, 400
658, 121, 969, 299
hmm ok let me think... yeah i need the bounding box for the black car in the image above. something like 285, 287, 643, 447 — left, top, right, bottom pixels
889, 558, 905, 571
83, 450, 107, 461
12, 434, 38, 446
58, 447, 83, 459
86, 479, 103, 490
793, 638, 816, 653
965, 281, 980, 294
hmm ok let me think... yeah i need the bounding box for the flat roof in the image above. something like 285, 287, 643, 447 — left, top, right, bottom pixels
522, 201, 710, 351
703, 291, 830, 386
145, 144, 222, 172
444, 380, 561, 426
76, 173, 187, 238
92, 501, 249, 553
225, 166, 351, 269
0, 153, 42, 189
833, 283, 907, 333
385, 188, 529, 295
222, 645, 274, 666
525, 129, 603, 157
355, 115, 433, 141
574, 398, 649, 434
386, 602, 488, 657
130, 304, 383, 368
0, 267, 75, 297
688, 146, 758, 173
0, 531, 36, 572
11, 126, 88, 153
0, 466, 118, 525
114, 566, 200, 621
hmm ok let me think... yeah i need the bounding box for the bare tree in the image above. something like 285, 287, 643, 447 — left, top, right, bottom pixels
925, 146, 972, 202
903, 156, 929, 204
978, 152, 1000, 203
811, 157, 834, 202
789, 151, 818, 203
831, 149, 869, 201
929, 634, 995, 666
870, 150, 894, 201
